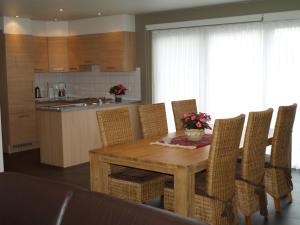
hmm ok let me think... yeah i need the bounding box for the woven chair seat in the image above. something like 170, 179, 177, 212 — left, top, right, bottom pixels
110, 168, 164, 183
165, 171, 207, 195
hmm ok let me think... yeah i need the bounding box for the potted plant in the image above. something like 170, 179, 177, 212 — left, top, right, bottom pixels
182, 112, 212, 140
109, 84, 127, 103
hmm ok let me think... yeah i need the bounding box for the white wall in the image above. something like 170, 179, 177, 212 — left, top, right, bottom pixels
68, 14, 135, 35
31, 20, 69, 37
3, 16, 32, 35
0, 110, 4, 172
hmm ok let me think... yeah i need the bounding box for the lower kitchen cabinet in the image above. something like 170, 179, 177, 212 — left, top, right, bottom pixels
9, 111, 37, 148
37, 104, 141, 167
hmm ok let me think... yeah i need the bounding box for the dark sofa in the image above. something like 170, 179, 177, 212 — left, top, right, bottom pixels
0, 172, 206, 225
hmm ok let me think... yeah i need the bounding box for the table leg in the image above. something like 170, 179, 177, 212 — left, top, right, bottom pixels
90, 153, 111, 193
174, 167, 194, 216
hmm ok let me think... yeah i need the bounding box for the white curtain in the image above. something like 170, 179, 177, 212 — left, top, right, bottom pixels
152, 19, 300, 169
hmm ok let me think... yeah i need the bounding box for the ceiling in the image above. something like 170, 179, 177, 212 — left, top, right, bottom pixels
0, 0, 248, 21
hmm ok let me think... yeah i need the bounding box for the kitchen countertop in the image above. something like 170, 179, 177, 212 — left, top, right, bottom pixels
36, 99, 141, 112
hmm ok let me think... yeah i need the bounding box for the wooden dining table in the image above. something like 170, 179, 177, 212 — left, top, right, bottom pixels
89, 130, 273, 217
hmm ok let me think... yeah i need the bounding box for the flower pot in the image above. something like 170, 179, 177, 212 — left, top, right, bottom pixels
115, 96, 122, 103
185, 129, 205, 141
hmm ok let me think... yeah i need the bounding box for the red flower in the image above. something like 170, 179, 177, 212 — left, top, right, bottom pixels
109, 84, 127, 95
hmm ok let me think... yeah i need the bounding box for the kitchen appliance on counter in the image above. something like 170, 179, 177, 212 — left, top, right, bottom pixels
57, 82, 66, 97
35, 86, 42, 98
48, 87, 55, 99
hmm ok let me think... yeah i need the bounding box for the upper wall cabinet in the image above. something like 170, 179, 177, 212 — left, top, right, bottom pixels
98, 32, 136, 72
68, 31, 136, 72
48, 37, 69, 72
33, 31, 136, 73
68, 34, 99, 71
32, 36, 49, 73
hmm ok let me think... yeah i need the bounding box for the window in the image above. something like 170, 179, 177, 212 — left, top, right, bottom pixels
152, 19, 300, 169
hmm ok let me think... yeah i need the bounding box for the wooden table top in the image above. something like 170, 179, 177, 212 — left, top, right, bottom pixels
91, 133, 210, 168
90, 129, 273, 170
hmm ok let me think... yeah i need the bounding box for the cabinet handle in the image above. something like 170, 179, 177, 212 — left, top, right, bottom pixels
106, 66, 116, 70
52, 68, 64, 71
84, 60, 92, 63
18, 114, 30, 118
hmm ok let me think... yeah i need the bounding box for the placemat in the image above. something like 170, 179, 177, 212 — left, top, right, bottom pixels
150, 134, 212, 149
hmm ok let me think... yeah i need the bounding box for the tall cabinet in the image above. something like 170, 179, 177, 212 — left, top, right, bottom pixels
0, 33, 37, 153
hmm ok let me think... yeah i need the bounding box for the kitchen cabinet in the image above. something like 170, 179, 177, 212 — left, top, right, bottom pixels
0, 33, 38, 153
68, 32, 136, 72
33, 36, 49, 72
37, 103, 141, 167
48, 37, 69, 72
67, 35, 98, 71
78, 34, 100, 66
98, 32, 136, 72
67, 35, 81, 71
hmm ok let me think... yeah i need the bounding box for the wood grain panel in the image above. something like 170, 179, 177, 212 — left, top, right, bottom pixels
33, 36, 49, 72
98, 32, 136, 72
48, 37, 69, 72
38, 103, 141, 167
2, 34, 36, 153
38, 111, 64, 167
9, 111, 37, 146
61, 109, 102, 167
67, 35, 81, 71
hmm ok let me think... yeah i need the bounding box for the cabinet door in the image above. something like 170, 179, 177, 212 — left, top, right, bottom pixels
78, 34, 100, 65
98, 32, 124, 72
9, 111, 37, 146
98, 32, 136, 72
68, 36, 81, 71
33, 36, 49, 72
48, 37, 69, 72
4, 34, 37, 149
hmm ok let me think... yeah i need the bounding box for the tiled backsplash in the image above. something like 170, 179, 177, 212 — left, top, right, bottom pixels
34, 66, 141, 100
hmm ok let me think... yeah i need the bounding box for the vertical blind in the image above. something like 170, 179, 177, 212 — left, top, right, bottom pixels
152, 19, 300, 169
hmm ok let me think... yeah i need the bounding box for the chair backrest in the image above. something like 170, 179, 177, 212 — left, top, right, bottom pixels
138, 103, 168, 138
270, 104, 297, 168
206, 114, 245, 200
96, 107, 134, 147
241, 108, 273, 183
172, 99, 197, 131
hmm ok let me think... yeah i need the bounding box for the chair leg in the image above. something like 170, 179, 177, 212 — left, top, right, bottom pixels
288, 192, 293, 203
245, 216, 252, 225
274, 198, 281, 211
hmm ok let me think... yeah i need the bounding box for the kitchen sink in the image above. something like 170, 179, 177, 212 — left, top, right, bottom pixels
36, 97, 114, 111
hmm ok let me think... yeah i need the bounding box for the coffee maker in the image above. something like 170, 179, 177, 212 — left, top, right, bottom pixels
57, 82, 66, 97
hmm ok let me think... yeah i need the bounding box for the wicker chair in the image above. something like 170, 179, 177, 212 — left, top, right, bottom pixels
235, 108, 273, 225
264, 103, 297, 211
172, 99, 198, 131
138, 103, 168, 138
96, 107, 167, 203
164, 114, 245, 225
